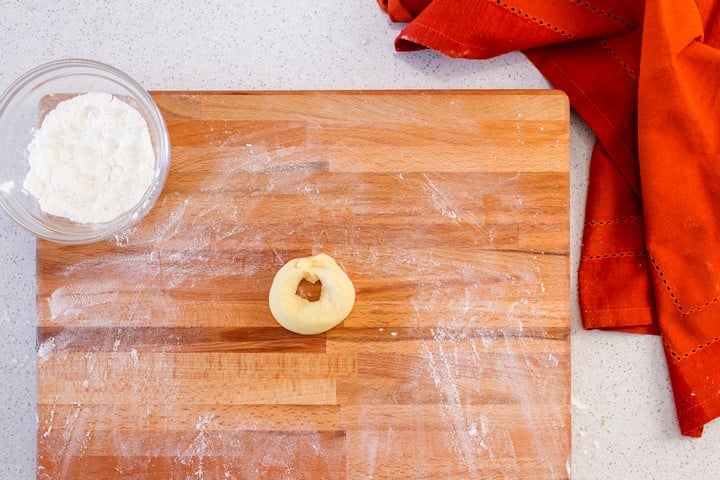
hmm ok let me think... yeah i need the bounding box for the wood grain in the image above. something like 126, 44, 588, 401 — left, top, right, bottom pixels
36, 90, 570, 479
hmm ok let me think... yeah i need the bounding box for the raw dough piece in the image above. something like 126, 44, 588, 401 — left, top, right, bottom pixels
269, 253, 355, 335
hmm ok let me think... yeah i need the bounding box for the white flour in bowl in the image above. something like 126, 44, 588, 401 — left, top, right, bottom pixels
23, 92, 155, 224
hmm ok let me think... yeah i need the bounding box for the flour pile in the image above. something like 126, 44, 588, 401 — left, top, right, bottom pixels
23, 92, 155, 224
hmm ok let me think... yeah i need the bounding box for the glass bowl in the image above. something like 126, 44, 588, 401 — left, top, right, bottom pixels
0, 59, 170, 244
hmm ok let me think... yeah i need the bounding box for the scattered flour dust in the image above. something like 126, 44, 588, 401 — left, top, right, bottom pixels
37, 337, 56, 363
37, 116, 350, 479
129, 348, 139, 366
23, 92, 155, 224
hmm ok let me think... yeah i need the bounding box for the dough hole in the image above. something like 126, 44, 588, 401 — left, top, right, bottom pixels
296, 279, 322, 302
268, 253, 355, 335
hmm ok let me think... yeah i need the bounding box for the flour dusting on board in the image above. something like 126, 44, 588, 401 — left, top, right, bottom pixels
408, 230, 566, 479
48, 280, 120, 323
499, 299, 567, 478
37, 337, 55, 363
415, 282, 494, 479
40, 147, 345, 478
178, 414, 215, 479
424, 174, 460, 221
47, 149, 296, 326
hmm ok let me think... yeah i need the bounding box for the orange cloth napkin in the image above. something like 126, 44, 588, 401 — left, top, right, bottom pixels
378, 0, 720, 437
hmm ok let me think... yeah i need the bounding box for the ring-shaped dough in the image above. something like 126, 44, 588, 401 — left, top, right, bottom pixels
269, 253, 355, 335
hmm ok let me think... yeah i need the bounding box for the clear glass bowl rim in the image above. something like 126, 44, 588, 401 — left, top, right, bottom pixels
0, 58, 170, 244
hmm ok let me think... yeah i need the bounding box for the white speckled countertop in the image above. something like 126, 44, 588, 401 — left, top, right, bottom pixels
1, 2, 719, 479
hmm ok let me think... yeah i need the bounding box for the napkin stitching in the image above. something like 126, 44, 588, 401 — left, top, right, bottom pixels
667, 337, 720, 362
493, 0, 575, 39
412, 22, 489, 50
680, 297, 720, 317
599, 37, 638, 79
585, 215, 642, 226
650, 256, 685, 314
582, 251, 645, 261
650, 255, 720, 321
582, 306, 651, 312
681, 389, 720, 414
571, 0, 640, 32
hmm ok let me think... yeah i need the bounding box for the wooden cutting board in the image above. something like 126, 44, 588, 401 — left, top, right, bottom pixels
36, 90, 570, 479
